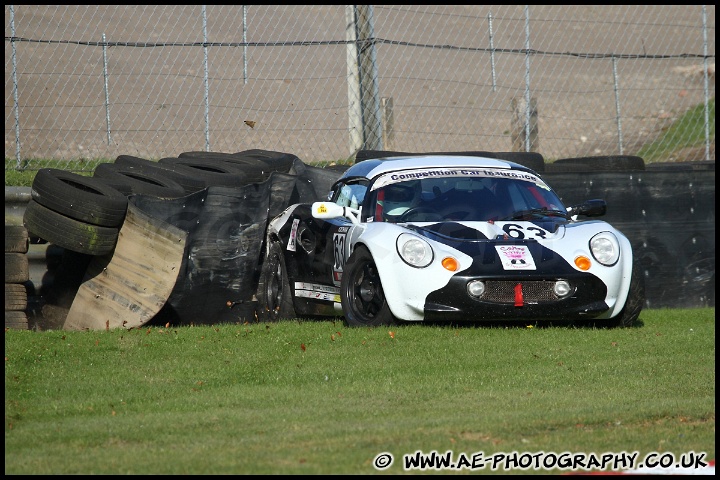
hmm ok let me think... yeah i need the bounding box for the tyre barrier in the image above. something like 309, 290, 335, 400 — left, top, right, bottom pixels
158, 157, 251, 188
551, 155, 646, 171
93, 163, 187, 198
113, 155, 207, 194
31, 168, 128, 227
23, 199, 120, 256
5, 225, 29, 330
178, 150, 293, 183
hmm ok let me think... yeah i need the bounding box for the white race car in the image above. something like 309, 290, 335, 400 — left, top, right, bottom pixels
256, 154, 645, 327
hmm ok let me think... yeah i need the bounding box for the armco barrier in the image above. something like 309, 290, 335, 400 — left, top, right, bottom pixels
4, 164, 715, 321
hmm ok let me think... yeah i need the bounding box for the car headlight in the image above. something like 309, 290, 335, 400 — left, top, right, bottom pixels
589, 232, 620, 266
397, 233, 434, 268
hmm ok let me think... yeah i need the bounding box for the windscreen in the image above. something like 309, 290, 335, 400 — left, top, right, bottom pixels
368, 167, 566, 223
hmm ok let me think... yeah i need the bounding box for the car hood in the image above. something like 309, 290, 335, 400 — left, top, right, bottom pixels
408, 219, 566, 242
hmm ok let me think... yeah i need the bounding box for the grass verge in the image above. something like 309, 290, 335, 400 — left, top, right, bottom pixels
5, 308, 715, 474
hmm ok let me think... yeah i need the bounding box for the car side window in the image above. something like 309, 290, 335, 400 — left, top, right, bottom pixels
334, 182, 367, 209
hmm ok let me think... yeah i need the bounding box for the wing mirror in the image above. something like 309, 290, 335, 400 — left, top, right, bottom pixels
567, 199, 607, 218
311, 202, 360, 225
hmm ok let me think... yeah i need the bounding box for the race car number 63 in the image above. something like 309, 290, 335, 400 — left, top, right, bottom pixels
504, 223, 548, 239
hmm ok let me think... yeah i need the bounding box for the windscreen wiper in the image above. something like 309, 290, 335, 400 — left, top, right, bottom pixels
500, 207, 569, 221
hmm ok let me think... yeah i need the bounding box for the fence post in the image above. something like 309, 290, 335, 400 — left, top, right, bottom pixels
102, 33, 112, 145
510, 97, 538, 152
381, 97, 394, 151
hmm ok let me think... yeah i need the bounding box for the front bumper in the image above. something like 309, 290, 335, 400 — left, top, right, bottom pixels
423, 273, 609, 322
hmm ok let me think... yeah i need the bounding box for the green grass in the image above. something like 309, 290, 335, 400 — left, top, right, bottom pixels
4, 158, 102, 187
5, 308, 715, 474
637, 97, 715, 162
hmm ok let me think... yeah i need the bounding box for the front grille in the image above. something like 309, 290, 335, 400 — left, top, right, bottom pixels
480, 280, 570, 303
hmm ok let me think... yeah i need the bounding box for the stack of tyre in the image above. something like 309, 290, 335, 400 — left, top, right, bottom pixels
21, 149, 299, 329
5, 225, 30, 329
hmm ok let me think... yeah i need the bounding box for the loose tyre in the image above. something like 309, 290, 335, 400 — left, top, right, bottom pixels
114, 155, 207, 193
93, 163, 187, 198
5, 283, 28, 311
233, 149, 299, 173
5, 225, 29, 253
178, 152, 270, 182
158, 157, 249, 187
256, 241, 296, 321
30, 168, 128, 227
341, 245, 397, 327
5, 253, 29, 283
5, 310, 28, 330
23, 199, 119, 256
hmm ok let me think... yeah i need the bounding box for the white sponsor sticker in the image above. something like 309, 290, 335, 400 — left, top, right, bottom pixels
294, 282, 341, 302
287, 218, 300, 251
495, 245, 536, 270
294, 282, 340, 294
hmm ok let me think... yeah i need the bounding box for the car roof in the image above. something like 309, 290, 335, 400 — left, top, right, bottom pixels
339, 155, 532, 180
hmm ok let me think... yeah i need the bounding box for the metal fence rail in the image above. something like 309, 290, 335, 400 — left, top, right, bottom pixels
4, 5, 716, 170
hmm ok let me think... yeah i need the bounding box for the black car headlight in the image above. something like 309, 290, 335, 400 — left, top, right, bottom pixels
589, 232, 620, 266
397, 233, 434, 268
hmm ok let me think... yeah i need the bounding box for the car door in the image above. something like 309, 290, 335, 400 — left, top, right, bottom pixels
283, 180, 367, 314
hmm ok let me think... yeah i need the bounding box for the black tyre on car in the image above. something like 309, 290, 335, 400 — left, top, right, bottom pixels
256, 241, 296, 321
341, 245, 397, 327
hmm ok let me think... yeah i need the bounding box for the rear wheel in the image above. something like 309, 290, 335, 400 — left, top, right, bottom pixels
341, 245, 397, 327
256, 241, 296, 321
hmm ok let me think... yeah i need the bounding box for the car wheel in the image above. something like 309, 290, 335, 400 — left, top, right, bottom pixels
341, 245, 397, 327
609, 258, 645, 328
256, 241, 296, 321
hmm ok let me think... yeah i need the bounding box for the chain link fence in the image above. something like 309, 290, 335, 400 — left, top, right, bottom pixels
5, 5, 716, 172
